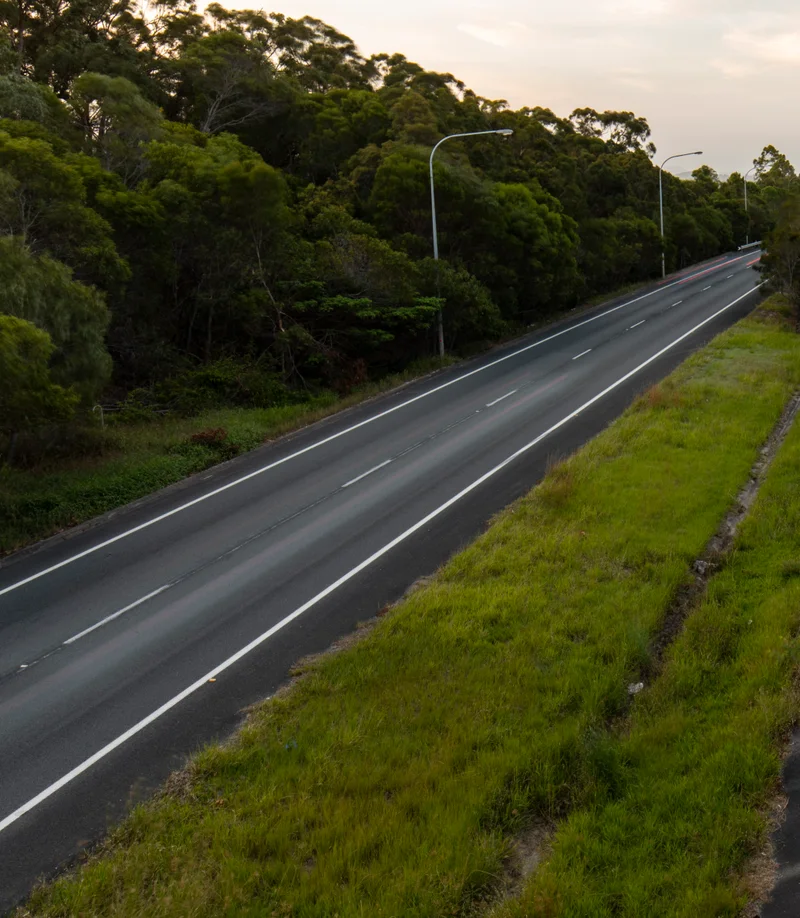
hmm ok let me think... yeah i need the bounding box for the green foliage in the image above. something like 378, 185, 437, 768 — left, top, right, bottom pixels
762, 196, 800, 314
156, 358, 296, 415
755, 144, 797, 190
0, 71, 69, 130
0, 362, 454, 551
0, 0, 795, 466
22, 300, 800, 915
68, 72, 163, 180
0, 236, 112, 397
484, 181, 580, 319
0, 314, 77, 448
0, 127, 128, 288
416, 257, 504, 347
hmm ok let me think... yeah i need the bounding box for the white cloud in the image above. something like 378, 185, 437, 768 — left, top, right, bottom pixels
724, 28, 800, 66
710, 58, 756, 78
234, 0, 800, 174
456, 22, 517, 48
603, 0, 672, 17
612, 68, 656, 91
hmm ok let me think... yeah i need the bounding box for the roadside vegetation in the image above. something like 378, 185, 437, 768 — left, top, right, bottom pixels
21, 297, 800, 917
0, 355, 453, 554
2, 0, 797, 493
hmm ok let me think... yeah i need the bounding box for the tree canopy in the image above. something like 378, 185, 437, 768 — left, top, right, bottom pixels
0, 3, 796, 456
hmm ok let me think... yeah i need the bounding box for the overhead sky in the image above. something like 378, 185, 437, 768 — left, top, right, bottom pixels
234, 0, 800, 176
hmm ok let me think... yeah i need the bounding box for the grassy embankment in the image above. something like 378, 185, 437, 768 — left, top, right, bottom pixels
0, 273, 696, 558
21, 296, 800, 917
0, 271, 705, 557
0, 357, 456, 555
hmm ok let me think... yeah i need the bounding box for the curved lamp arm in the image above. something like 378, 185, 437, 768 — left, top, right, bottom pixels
429, 128, 514, 354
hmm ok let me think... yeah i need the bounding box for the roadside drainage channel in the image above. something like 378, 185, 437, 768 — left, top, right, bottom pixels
646, 390, 800, 685
630, 390, 800, 918
475, 391, 800, 917
150, 392, 800, 918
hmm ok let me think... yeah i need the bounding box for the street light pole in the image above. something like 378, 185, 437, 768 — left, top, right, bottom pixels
430, 128, 514, 356
659, 150, 703, 279
743, 165, 757, 245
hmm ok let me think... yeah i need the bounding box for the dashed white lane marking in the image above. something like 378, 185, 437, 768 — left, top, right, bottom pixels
486, 389, 518, 408
0, 282, 765, 838
341, 460, 393, 489
63, 586, 172, 645
572, 349, 592, 361
703, 286, 712, 291
629, 320, 646, 330
0, 255, 758, 600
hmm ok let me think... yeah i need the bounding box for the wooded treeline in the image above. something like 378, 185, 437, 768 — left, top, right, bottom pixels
0, 0, 795, 457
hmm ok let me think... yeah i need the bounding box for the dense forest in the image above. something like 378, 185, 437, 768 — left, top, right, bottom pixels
0, 0, 797, 461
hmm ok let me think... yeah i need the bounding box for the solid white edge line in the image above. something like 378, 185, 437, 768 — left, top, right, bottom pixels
0, 253, 757, 600
0, 281, 764, 836
572, 349, 592, 360
486, 389, 518, 408
629, 320, 646, 330
62, 585, 171, 645
341, 460, 393, 489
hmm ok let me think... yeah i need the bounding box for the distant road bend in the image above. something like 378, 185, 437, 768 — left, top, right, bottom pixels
0, 251, 763, 910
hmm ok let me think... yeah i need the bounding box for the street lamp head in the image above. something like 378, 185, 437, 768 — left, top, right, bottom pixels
495, 128, 514, 137
694, 151, 704, 156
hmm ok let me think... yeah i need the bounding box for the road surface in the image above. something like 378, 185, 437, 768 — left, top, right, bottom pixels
0, 252, 763, 910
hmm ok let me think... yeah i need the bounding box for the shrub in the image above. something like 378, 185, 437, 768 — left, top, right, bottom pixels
189, 428, 228, 448
156, 359, 297, 416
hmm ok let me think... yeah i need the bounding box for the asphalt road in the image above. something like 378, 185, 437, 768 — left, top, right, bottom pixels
0, 252, 764, 911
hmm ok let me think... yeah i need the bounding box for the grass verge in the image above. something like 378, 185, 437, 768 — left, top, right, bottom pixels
496, 342, 800, 914
0, 357, 455, 556
20, 296, 800, 917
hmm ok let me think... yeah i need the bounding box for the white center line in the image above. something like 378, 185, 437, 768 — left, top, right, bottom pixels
0, 282, 765, 838
486, 389, 518, 408
628, 320, 646, 330
0, 254, 757, 599
572, 349, 592, 361
63, 585, 172, 645
341, 460, 393, 489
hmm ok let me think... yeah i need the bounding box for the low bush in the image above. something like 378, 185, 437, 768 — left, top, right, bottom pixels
156, 359, 300, 416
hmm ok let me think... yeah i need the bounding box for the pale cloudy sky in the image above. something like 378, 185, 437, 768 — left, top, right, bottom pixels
234, 0, 800, 175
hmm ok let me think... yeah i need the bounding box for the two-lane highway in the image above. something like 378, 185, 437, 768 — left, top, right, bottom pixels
0, 252, 763, 910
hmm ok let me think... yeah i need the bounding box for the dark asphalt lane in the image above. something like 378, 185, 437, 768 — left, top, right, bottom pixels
0, 251, 763, 910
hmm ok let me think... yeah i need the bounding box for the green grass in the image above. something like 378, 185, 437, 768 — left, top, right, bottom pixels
495, 341, 800, 914
0, 357, 455, 555
20, 297, 800, 917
